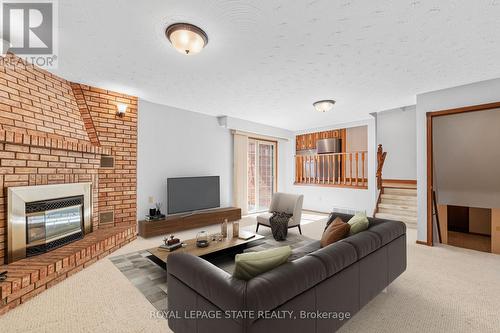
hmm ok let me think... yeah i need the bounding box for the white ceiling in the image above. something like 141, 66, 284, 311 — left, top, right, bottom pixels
53, 0, 500, 130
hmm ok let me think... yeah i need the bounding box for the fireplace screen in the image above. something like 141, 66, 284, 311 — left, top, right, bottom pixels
25, 196, 84, 256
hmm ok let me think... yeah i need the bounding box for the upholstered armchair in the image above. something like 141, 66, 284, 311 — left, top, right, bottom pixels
256, 192, 304, 234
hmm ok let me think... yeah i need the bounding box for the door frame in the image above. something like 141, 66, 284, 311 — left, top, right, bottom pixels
248, 137, 278, 213
425, 101, 500, 246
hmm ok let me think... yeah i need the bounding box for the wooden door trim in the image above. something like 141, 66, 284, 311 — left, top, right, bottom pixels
249, 137, 278, 197
425, 101, 500, 246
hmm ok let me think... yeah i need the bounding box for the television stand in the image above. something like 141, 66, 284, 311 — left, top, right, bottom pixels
138, 207, 242, 238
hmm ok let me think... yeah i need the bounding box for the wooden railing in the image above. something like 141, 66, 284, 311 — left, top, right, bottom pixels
376, 144, 387, 190
295, 151, 368, 188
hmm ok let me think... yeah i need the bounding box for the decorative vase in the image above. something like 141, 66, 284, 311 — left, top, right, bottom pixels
233, 221, 239, 238
221, 219, 228, 238
196, 231, 209, 248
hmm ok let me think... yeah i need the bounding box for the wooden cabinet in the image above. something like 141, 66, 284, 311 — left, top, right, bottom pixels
295, 129, 342, 151
138, 207, 241, 238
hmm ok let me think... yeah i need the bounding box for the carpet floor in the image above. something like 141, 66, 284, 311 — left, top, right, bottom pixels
109, 231, 315, 312
0, 213, 499, 333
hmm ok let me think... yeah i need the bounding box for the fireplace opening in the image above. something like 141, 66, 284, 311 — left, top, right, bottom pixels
25, 195, 84, 257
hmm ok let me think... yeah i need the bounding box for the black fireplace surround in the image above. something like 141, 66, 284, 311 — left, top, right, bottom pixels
25, 195, 84, 257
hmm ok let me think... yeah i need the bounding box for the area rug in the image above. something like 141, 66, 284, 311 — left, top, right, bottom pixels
110, 231, 315, 312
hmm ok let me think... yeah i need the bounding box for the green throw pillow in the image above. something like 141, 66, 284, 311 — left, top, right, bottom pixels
347, 212, 369, 235
232, 246, 292, 280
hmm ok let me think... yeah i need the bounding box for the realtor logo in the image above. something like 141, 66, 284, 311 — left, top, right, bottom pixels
1, 0, 58, 68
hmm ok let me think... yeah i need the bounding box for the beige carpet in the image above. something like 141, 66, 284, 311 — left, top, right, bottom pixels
1, 214, 499, 333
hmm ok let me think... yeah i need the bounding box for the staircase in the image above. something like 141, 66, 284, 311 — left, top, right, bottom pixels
375, 185, 417, 229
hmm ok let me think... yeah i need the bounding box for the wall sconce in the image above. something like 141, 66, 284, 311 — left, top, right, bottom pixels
116, 103, 127, 117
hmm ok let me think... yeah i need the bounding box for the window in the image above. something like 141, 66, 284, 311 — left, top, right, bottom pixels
247, 139, 277, 213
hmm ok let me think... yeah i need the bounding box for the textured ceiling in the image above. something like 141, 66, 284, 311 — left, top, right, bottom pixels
52, 0, 500, 130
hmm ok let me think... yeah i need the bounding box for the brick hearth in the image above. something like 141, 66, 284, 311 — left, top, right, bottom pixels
0, 225, 136, 315
0, 54, 138, 315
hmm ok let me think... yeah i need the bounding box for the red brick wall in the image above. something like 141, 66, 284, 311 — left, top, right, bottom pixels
0, 55, 90, 143
0, 55, 137, 264
73, 84, 138, 227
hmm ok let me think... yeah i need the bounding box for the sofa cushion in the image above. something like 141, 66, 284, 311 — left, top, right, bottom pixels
347, 212, 369, 235
233, 246, 292, 280
307, 241, 358, 277
246, 255, 327, 312
341, 230, 382, 259
325, 212, 357, 230
367, 218, 406, 246
320, 217, 350, 247
167, 253, 247, 313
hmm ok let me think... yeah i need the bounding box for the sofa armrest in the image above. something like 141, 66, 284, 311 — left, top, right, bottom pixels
167, 253, 247, 311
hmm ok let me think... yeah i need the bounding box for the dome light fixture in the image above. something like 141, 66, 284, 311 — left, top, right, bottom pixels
165, 23, 208, 55
313, 100, 336, 112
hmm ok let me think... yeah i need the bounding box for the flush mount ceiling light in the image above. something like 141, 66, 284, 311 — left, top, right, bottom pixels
313, 100, 336, 112
165, 23, 208, 55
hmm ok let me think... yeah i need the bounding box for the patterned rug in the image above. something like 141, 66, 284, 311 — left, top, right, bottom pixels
109, 231, 315, 312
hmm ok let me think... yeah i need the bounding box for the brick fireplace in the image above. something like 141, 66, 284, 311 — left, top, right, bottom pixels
0, 54, 138, 314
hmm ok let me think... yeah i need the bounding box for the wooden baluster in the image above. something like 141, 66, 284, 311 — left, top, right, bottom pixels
305, 156, 308, 183
301, 156, 304, 183
332, 154, 336, 185
306, 156, 311, 183
304, 156, 307, 183
302, 155, 306, 183
349, 153, 353, 186
319, 155, 322, 184
295, 156, 298, 183
309, 156, 312, 183
302, 155, 305, 183
322, 155, 325, 184
313, 155, 316, 183
327, 155, 330, 184
297, 156, 300, 183
331, 155, 334, 184
297, 155, 304, 183
343, 153, 346, 184
316, 155, 320, 183
337, 154, 340, 184
329, 155, 332, 185
355, 152, 359, 186
312, 155, 315, 184
362, 152, 365, 186
332, 155, 335, 184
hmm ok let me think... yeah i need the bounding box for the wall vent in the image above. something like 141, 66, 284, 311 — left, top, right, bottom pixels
99, 211, 114, 225
100, 155, 114, 168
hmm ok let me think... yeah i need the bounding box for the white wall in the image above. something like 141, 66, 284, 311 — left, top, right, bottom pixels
346, 126, 368, 152
137, 100, 233, 218
218, 116, 293, 194
286, 119, 378, 215
416, 78, 500, 242
376, 106, 417, 180
433, 109, 500, 209
137, 99, 293, 219
219, 116, 292, 140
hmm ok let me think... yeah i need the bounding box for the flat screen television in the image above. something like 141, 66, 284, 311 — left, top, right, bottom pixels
167, 176, 220, 214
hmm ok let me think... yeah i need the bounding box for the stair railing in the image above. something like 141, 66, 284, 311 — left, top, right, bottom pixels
376, 144, 387, 190
294, 151, 367, 188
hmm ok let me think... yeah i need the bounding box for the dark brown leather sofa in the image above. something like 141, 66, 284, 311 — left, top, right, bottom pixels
167, 213, 406, 333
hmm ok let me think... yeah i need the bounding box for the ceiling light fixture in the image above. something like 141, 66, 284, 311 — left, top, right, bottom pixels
165, 23, 208, 55
313, 100, 336, 112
